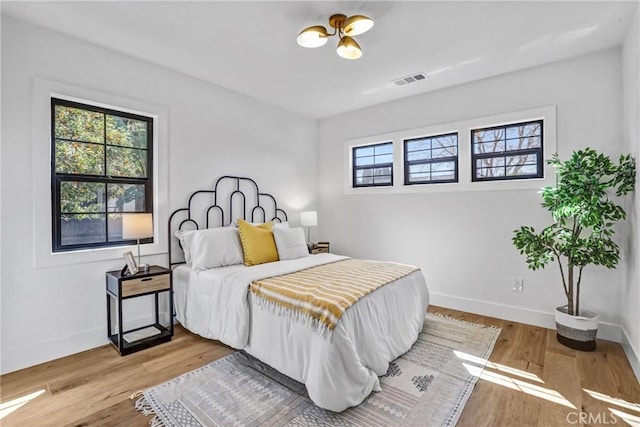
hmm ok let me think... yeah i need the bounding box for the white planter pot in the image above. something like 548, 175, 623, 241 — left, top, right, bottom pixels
555, 305, 599, 351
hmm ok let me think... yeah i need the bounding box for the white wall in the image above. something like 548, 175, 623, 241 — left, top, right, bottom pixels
622, 6, 640, 379
318, 48, 628, 340
0, 16, 318, 374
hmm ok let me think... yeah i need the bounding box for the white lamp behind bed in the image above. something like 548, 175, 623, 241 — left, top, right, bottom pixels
300, 211, 318, 244
123, 213, 153, 272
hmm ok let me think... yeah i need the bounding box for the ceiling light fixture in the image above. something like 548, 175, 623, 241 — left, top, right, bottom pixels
297, 13, 374, 60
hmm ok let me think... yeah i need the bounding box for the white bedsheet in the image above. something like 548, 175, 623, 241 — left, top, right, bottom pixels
173, 253, 429, 411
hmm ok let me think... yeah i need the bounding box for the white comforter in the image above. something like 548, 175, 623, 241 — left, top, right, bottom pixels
173, 253, 429, 411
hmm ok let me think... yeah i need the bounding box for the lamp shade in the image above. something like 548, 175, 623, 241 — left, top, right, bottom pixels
300, 211, 318, 227
122, 213, 153, 240
337, 36, 362, 60
297, 25, 329, 48
343, 15, 374, 36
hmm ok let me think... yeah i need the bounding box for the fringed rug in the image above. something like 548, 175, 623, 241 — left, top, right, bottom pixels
133, 313, 501, 427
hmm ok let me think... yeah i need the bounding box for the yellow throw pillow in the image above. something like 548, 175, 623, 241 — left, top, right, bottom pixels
237, 220, 279, 266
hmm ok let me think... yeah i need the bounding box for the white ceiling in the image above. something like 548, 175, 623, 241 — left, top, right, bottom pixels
2, 1, 637, 119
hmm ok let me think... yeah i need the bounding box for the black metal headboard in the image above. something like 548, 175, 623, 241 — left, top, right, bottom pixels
168, 175, 288, 267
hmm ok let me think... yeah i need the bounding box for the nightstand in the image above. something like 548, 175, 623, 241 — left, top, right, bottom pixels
310, 242, 330, 254
106, 265, 173, 355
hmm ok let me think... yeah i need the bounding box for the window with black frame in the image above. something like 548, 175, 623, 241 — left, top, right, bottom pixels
404, 133, 458, 185
51, 98, 154, 252
471, 120, 543, 181
352, 142, 394, 187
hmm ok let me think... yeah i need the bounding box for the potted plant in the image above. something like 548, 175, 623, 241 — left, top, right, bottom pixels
513, 148, 635, 351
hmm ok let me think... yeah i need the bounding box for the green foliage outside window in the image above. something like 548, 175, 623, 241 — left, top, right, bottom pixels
54, 105, 149, 219
52, 100, 153, 250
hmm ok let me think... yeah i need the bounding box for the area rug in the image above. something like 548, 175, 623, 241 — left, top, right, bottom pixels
133, 313, 501, 426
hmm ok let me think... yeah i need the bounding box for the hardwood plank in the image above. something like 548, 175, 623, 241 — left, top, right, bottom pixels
141, 337, 231, 373
545, 327, 577, 358
457, 380, 507, 427
574, 339, 638, 425
514, 324, 547, 367
2, 309, 639, 426
65, 399, 149, 427
537, 350, 582, 426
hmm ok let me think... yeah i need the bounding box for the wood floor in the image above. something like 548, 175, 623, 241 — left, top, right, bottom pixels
1, 306, 639, 426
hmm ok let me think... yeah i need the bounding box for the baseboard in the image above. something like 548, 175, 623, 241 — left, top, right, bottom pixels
621, 327, 640, 383
429, 292, 622, 342
1, 313, 166, 375
1, 327, 107, 375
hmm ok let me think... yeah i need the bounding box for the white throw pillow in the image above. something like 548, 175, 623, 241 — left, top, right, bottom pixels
272, 221, 289, 229
273, 227, 309, 261
174, 229, 197, 264
190, 227, 244, 271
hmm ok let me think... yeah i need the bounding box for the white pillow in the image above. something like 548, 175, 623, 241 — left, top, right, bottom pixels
174, 229, 197, 264
190, 227, 244, 271
273, 227, 309, 261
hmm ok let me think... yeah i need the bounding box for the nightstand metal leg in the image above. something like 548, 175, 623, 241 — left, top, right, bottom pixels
154, 292, 159, 326
117, 296, 124, 354
106, 294, 112, 338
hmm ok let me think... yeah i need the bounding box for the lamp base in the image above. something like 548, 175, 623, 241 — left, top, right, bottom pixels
139, 263, 150, 272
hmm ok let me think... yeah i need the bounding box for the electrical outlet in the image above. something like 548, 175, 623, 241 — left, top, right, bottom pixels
512, 277, 524, 292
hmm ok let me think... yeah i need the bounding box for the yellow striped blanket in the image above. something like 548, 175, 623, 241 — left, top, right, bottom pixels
249, 259, 419, 336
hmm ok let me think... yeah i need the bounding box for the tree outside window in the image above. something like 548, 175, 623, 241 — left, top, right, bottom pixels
51, 98, 153, 252
472, 120, 543, 181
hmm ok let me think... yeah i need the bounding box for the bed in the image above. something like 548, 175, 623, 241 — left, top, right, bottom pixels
168, 176, 429, 412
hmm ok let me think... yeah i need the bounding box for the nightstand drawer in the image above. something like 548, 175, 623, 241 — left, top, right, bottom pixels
122, 274, 170, 297
310, 242, 330, 254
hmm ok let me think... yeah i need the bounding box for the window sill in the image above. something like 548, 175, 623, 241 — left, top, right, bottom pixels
344, 176, 551, 195
37, 241, 166, 268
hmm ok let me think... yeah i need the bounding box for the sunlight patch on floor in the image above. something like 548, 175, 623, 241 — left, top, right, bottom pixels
0, 389, 46, 420
462, 362, 576, 409
454, 350, 544, 383
583, 389, 640, 413
455, 348, 575, 410
583, 388, 640, 426
608, 407, 640, 426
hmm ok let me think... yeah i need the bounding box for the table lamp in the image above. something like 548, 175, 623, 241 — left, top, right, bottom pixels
300, 210, 318, 245
123, 213, 153, 272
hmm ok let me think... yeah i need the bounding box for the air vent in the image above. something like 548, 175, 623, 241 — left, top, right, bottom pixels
393, 72, 427, 87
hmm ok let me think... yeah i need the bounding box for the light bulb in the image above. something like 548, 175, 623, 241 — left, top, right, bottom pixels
343, 15, 374, 36
297, 26, 329, 48
337, 36, 362, 60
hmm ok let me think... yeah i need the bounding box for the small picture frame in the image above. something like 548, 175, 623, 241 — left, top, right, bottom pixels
123, 250, 138, 275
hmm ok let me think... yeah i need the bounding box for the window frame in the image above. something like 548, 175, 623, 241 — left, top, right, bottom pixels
50, 97, 154, 252
351, 141, 394, 188
404, 132, 459, 185
343, 106, 556, 196
471, 120, 544, 182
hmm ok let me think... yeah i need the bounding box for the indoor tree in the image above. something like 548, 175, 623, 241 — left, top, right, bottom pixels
512, 148, 635, 316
